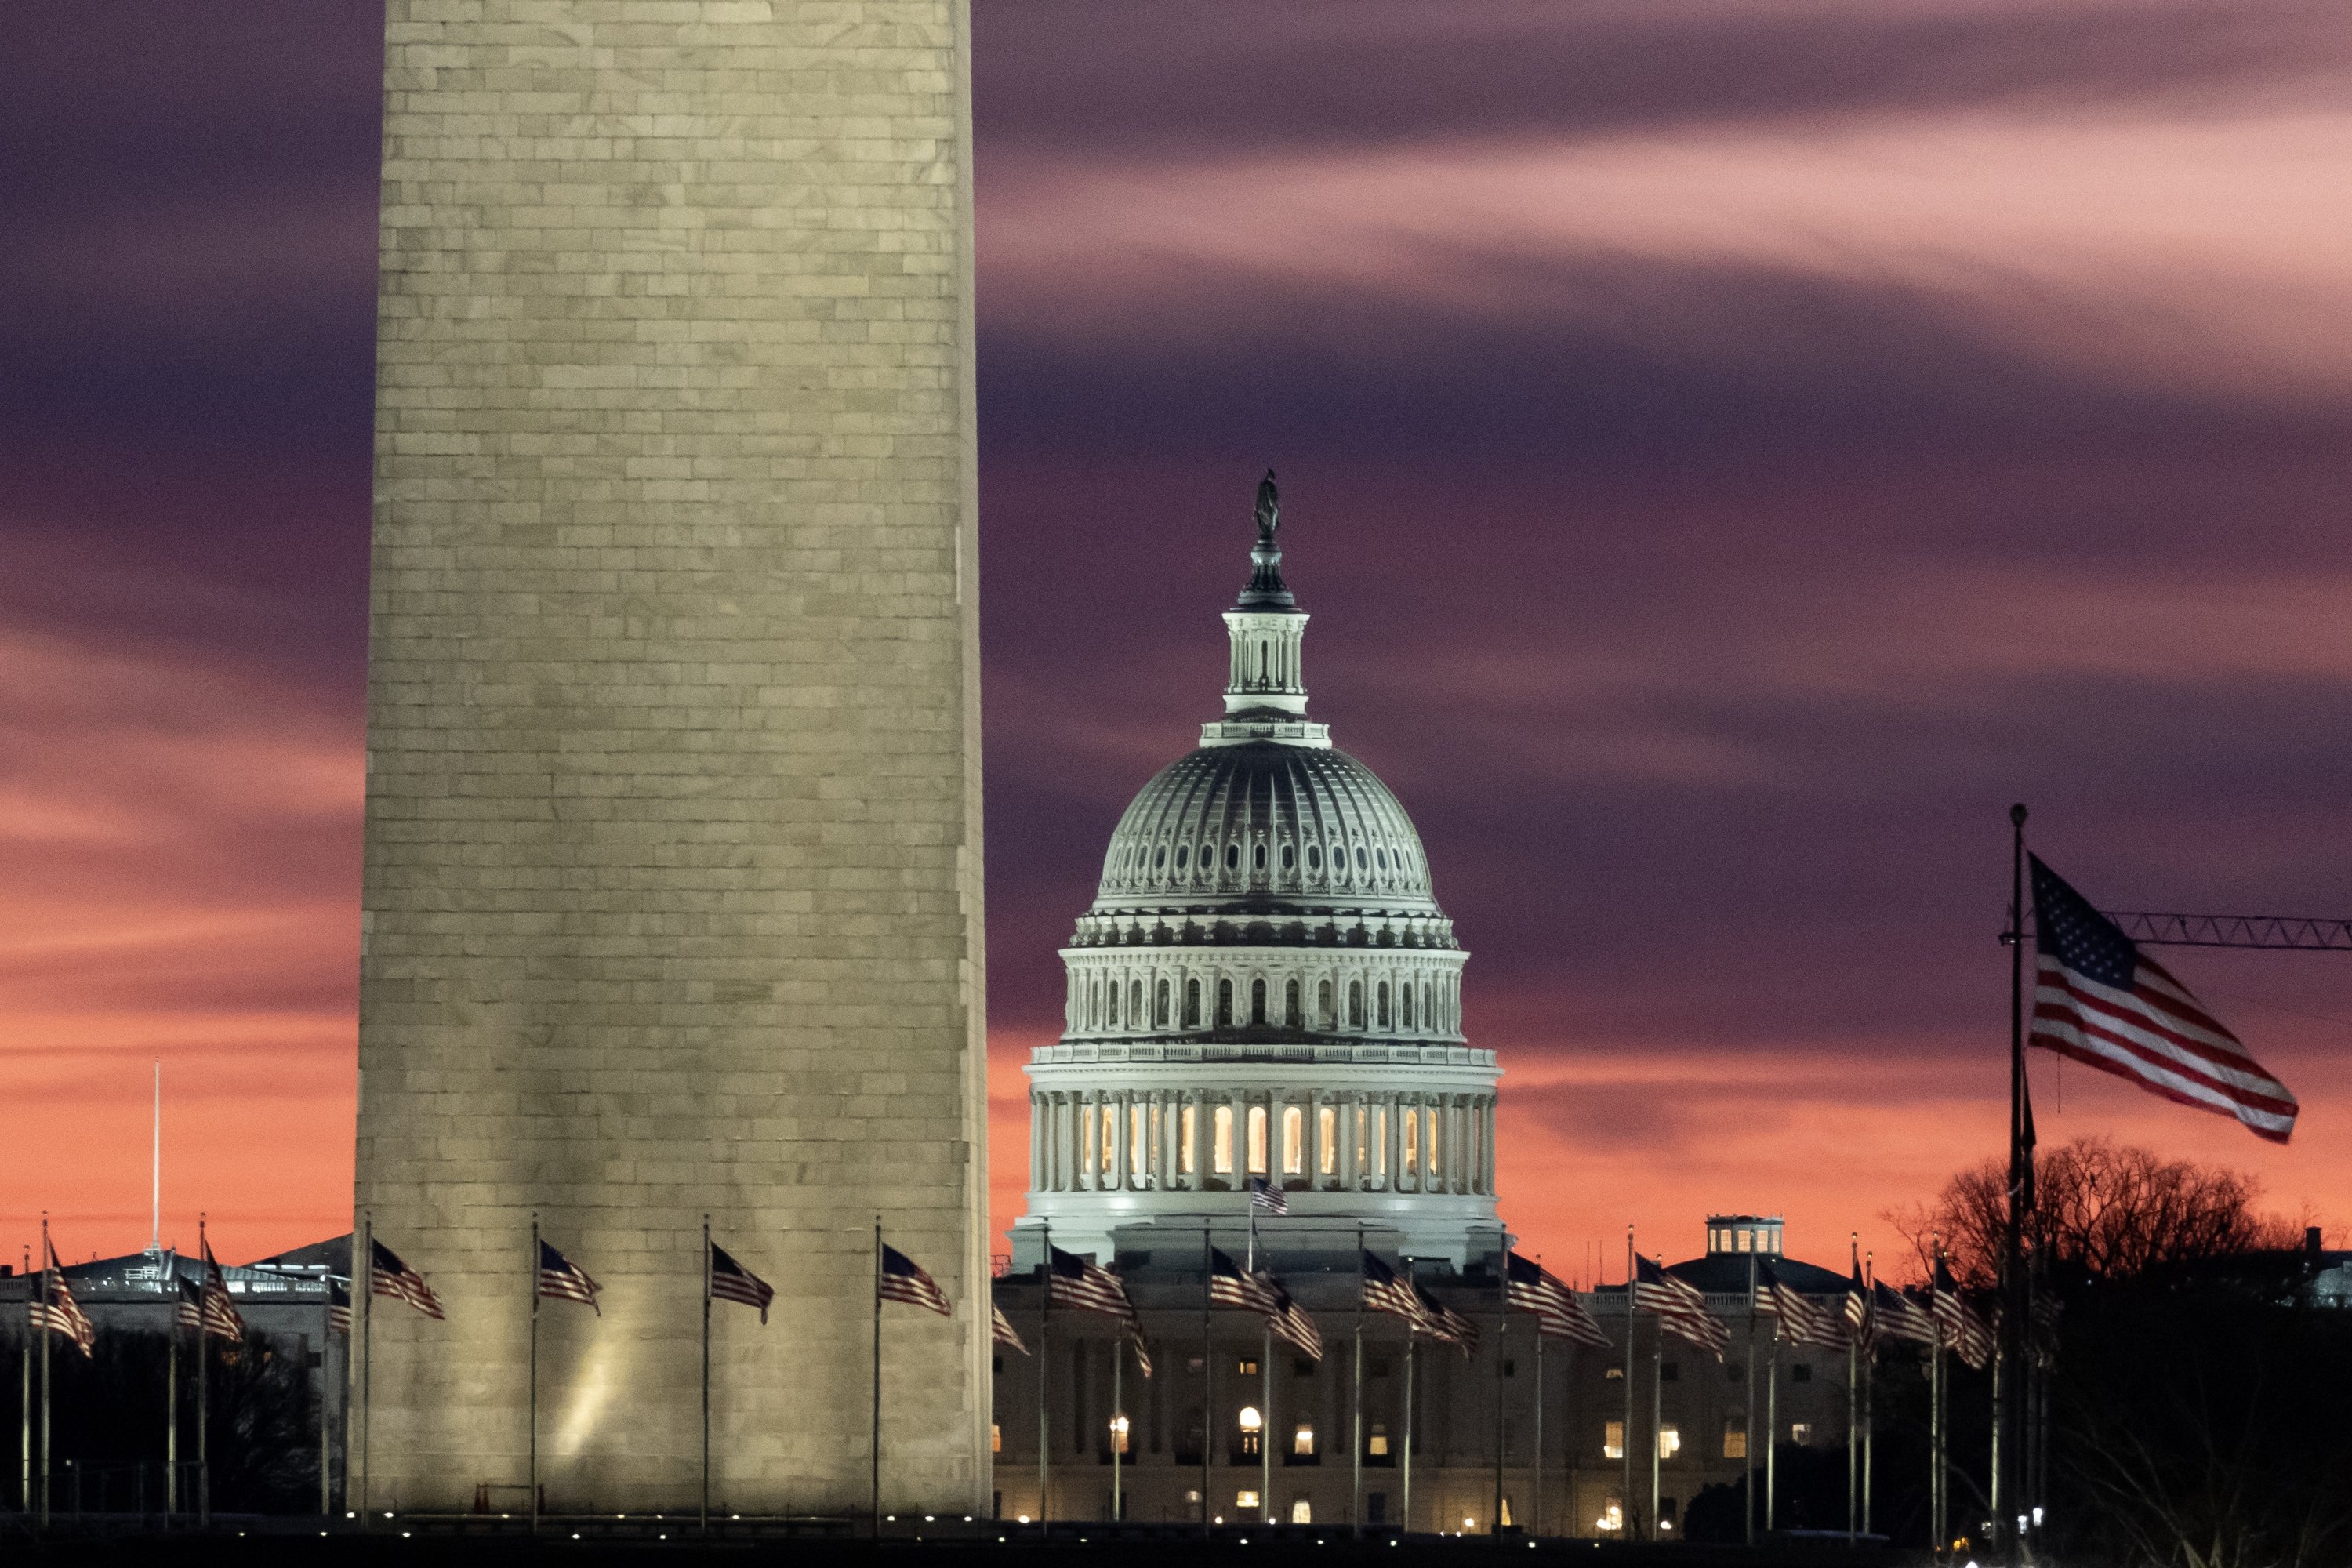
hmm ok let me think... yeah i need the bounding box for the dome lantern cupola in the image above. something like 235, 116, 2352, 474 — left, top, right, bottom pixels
1209, 470, 1326, 747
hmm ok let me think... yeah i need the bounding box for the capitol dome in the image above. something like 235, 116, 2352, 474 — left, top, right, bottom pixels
1013, 477, 1501, 1270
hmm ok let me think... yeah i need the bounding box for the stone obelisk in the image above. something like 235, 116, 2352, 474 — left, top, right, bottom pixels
354, 2, 987, 1517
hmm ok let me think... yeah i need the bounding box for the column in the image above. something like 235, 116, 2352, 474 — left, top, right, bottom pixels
1031, 1092, 1045, 1191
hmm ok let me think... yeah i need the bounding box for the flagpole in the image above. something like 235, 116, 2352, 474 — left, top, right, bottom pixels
1401, 1336, 1414, 1533
2002, 800, 2029, 1563
1260, 1322, 1272, 1526
321, 1285, 333, 1518
1930, 1270, 1944, 1554
20, 1247, 31, 1520
1766, 1318, 1780, 1532
1492, 1233, 1505, 1534
702, 1216, 712, 1535
871, 1216, 883, 1540
1037, 1218, 1049, 1534
38, 1216, 52, 1530
1621, 1225, 1633, 1542
1111, 1325, 1123, 1523
1351, 1264, 1369, 1542
1531, 1319, 1544, 1540
358, 1214, 371, 1530
1863, 1251, 1875, 1537
529, 1214, 539, 1535
1201, 1222, 1212, 1541
1649, 1256, 1662, 1544
1847, 1234, 1859, 1544
196, 1213, 209, 1530
1745, 1248, 1757, 1545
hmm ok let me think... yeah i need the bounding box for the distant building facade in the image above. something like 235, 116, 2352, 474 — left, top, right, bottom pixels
989, 506, 1853, 1534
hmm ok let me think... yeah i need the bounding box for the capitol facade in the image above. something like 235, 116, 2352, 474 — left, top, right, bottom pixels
1011, 483, 1501, 1269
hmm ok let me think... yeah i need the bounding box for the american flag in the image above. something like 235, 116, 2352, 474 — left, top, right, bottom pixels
1871, 1279, 1937, 1346
1360, 1250, 1432, 1330
1843, 1262, 1872, 1349
1249, 1177, 1289, 1216
176, 1276, 204, 1331
710, 1243, 774, 1323
1209, 1248, 1320, 1360
879, 1243, 952, 1317
1505, 1252, 1610, 1348
1264, 1277, 1323, 1363
991, 1301, 1029, 1356
328, 1279, 351, 1336
1413, 1279, 1480, 1354
200, 1240, 246, 1343
1755, 1258, 1847, 1349
369, 1238, 445, 1320
34, 1245, 96, 1358
1633, 1255, 1727, 1360
1047, 1244, 1135, 1320
1931, 1258, 1994, 1371
2030, 855, 2297, 1143
537, 1239, 600, 1314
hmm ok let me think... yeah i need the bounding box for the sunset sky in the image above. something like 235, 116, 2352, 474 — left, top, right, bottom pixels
7, 0, 2352, 1280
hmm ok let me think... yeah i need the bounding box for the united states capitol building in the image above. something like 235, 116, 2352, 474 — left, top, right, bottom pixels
989, 488, 1857, 1535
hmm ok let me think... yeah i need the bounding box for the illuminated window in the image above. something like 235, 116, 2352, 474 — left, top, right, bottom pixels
991, 1423, 1002, 1454
1180, 1104, 1197, 1174
1110, 1415, 1131, 1454
1130, 1104, 1146, 1180
1603, 1420, 1624, 1460
1214, 1106, 1233, 1174
1291, 1499, 1312, 1525
1660, 1423, 1681, 1458
1598, 1501, 1624, 1534
1100, 1104, 1116, 1176
1294, 1424, 1315, 1455
1499, 1497, 1514, 1528
1426, 1106, 1440, 1176
1372, 1106, 1387, 1174
1236, 1491, 1260, 1511
1237, 1359, 1258, 1375
1247, 1106, 1268, 1174
1318, 1107, 1337, 1174
1081, 1104, 1097, 1175
1238, 1406, 1262, 1456
1367, 1421, 1389, 1457
1403, 1109, 1418, 1174
1723, 1425, 1746, 1460
1605, 1364, 1624, 1381
1282, 1105, 1304, 1174
1791, 1423, 1813, 1444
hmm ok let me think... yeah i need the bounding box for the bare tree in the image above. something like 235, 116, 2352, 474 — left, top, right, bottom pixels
1887, 1136, 2299, 1290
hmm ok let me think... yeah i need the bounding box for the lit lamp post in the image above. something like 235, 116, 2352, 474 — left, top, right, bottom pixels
1110, 1414, 1130, 1523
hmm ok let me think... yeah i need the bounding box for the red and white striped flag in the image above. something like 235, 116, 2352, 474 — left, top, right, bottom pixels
537, 1239, 600, 1314
35, 1243, 96, 1357
2030, 855, 2296, 1142
710, 1243, 774, 1323
1414, 1280, 1481, 1355
1872, 1280, 1937, 1346
369, 1238, 445, 1320
200, 1240, 245, 1343
1932, 1258, 1994, 1371
328, 1279, 352, 1336
880, 1243, 952, 1317
176, 1276, 204, 1331
1635, 1255, 1728, 1360
991, 1301, 1029, 1356
1361, 1251, 1434, 1332
1756, 1258, 1847, 1349
1047, 1244, 1150, 1377
1507, 1253, 1610, 1348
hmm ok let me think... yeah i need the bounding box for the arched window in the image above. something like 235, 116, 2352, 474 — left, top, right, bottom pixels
1377, 982, 1391, 1030
1317, 980, 1334, 1027
1285, 979, 1301, 1027
1317, 1105, 1337, 1175
1185, 978, 1202, 1028
1402, 1108, 1418, 1175
1348, 981, 1364, 1029
1247, 1105, 1269, 1174
1282, 1105, 1304, 1174
1251, 978, 1267, 1024
1214, 1105, 1234, 1174
1217, 978, 1234, 1026
1100, 1102, 1117, 1176
1425, 1106, 1441, 1178
1400, 984, 1414, 1031
1106, 981, 1119, 1026
1156, 978, 1171, 1027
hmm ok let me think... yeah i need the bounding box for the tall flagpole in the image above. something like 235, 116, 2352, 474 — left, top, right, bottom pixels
2002, 800, 2029, 1563
1847, 1232, 1860, 1544
38, 1216, 52, 1530
152, 1062, 162, 1254
1649, 1256, 1662, 1544
701, 1216, 712, 1534
20, 1246, 31, 1519
871, 1216, 883, 1539
321, 1287, 333, 1518
1491, 1233, 1505, 1534
1351, 1225, 1363, 1540
1766, 1318, 1780, 1530
196, 1212, 209, 1529
359, 1213, 372, 1530
1111, 1326, 1123, 1522
1401, 1337, 1415, 1532
1201, 1223, 1212, 1540
167, 1263, 180, 1518
1531, 1323, 1545, 1539
1745, 1248, 1757, 1545
528, 1214, 540, 1534
1930, 1263, 1945, 1553
1863, 1251, 1875, 1537
1037, 1219, 1050, 1533
1621, 1225, 1635, 1541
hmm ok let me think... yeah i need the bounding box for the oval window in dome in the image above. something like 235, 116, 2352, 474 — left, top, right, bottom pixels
1375, 848, 1387, 871
1306, 844, 1322, 871
1253, 843, 1267, 871
1175, 844, 1189, 870
1281, 843, 1295, 871
1355, 846, 1368, 870
1225, 843, 1240, 871
1154, 846, 1167, 870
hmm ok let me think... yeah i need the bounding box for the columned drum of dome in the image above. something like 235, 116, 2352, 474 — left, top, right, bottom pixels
1014, 479, 1501, 1267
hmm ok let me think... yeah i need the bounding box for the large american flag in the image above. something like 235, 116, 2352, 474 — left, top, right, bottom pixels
176, 1276, 204, 1331
200, 1240, 246, 1343
1047, 1244, 1151, 1377
1505, 1252, 1610, 1348
328, 1279, 352, 1336
2030, 855, 2297, 1143
1360, 1251, 1431, 1331
1209, 1248, 1320, 1360
1413, 1279, 1480, 1354
35, 1244, 96, 1357
1931, 1258, 1993, 1371
710, 1242, 774, 1323
537, 1239, 600, 1314
369, 1238, 445, 1320
1633, 1255, 1727, 1360
1842, 1262, 1872, 1349
1248, 1177, 1289, 1216
1871, 1279, 1937, 1346
879, 1243, 952, 1317
1755, 1258, 1847, 1350
991, 1301, 1029, 1356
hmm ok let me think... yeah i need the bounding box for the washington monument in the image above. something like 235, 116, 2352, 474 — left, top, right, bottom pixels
354, 1, 987, 1516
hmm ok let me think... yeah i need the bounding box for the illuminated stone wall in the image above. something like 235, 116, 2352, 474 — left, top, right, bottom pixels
354, 0, 986, 1517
